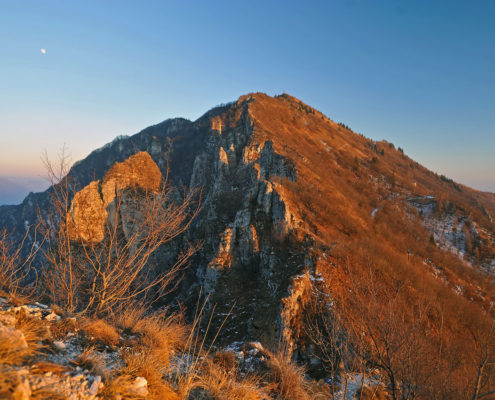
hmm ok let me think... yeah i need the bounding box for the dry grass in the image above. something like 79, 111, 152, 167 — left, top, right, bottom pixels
194, 358, 268, 400
31, 361, 68, 375
7, 291, 31, 307
358, 385, 391, 400
49, 317, 78, 340
74, 347, 109, 379
80, 317, 120, 346
136, 313, 188, 366
117, 349, 179, 400
0, 368, 18, 398
30, 388, 66, 400
265, 349, 311, 400
0, 316, 44, 365
111, 304, 147, 333
112, 307, 188, 366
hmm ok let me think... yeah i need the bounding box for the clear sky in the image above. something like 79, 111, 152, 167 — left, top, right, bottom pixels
0, 0, 494, 203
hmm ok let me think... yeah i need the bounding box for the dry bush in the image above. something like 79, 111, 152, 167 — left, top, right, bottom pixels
41, 149, 201, 315
0, 226, 44, 300
74, 347, 109, 379
80, 318, 120, 346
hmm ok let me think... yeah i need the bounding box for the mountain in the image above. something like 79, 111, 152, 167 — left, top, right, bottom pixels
1, 93, 495, 398
0, 176, 48, 206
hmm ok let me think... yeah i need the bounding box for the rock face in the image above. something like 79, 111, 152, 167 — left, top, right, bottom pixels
1, 92, 495, 353
67, 152, 162, 243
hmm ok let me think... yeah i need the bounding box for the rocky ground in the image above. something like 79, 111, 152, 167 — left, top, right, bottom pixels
0, 295, 388, 399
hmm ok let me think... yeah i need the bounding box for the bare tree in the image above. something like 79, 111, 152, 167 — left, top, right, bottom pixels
40, 148, 200, 315
470, 320, 495, 400
303, 283, 353, 399
0, 225, 45, 298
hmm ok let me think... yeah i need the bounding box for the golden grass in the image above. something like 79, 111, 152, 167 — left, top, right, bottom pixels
0, 316, 43, 365
74, 347, 109, 379
80, 318, 120, 346
194, 358, 267, 400
31, 361, 68, 375
265, 349, 311, 400
30, 388, 66, 400
118, 350, 179, 400
0, 368, 17, 398
358, 386, 391, 400
111, 304, 147, 333
49, 317, 78, 340
112, 307, 188, 366
7, 291, 31, 307
135, 313, 188, 366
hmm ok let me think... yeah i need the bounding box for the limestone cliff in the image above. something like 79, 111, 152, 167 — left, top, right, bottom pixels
67, 152, 162, 243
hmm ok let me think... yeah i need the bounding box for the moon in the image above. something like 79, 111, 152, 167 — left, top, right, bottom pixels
40, 48, 46, 54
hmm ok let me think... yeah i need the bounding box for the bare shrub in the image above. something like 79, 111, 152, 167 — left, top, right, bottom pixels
0, 226, 45, 299
40, 148, 200, 315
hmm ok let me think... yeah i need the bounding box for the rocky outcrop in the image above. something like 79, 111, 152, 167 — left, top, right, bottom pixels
67, 152, 162, 243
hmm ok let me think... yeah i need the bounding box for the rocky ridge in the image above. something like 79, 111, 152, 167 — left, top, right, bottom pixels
1, 93, 495, 397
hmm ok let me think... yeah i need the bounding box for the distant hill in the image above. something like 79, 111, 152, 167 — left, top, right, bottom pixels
0, 176, 48, 205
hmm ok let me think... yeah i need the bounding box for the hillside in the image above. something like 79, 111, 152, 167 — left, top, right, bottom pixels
1, 93, 495, 399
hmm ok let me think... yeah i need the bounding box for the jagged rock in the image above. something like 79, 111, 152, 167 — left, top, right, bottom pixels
67, 151, 162, 243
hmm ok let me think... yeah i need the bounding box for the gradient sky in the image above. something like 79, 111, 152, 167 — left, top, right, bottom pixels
1, 0, 494, 202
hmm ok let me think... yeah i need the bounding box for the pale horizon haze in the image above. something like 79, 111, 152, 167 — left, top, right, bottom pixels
1, 0, 494, 204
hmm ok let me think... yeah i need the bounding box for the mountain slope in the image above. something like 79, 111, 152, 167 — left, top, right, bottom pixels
1, 93, 495, 397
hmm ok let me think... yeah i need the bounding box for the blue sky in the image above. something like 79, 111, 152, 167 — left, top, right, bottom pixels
0, 0, 494, 202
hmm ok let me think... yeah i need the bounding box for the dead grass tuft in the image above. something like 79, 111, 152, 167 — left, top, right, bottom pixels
358, 385, 391, 400
265, 349, 311, 400
31, 361, 68, 375
30, 388, 66, 400
80, 318, 120, 346
74, 347, 109, 380
194, 358, 267, 400
212, 349, 237, 372
49, 317, 78, 340
0, 316, 44, 365
118, 349, 179, 400
136, 313, 188, 366
112, 308, 188, 366
111, 304, 147, 333
7, 292, 31, 307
